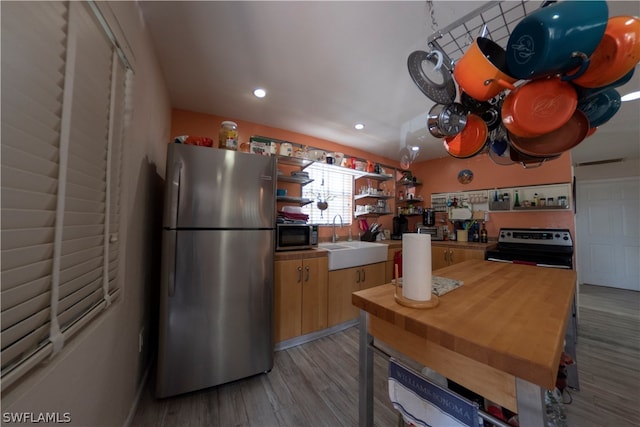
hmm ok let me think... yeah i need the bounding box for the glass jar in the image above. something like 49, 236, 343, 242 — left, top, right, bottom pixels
219, 121, 238, 150
558, 196, 568, 207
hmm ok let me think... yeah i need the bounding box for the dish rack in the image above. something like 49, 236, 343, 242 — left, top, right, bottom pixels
426, 0, 546, 71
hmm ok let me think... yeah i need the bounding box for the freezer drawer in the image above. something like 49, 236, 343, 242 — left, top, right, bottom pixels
156, 229, 274, 398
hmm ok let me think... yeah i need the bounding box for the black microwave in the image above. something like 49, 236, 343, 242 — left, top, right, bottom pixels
276, 224, 318, 251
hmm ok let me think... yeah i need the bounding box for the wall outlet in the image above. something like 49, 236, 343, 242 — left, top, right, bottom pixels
138, 327, 144, 353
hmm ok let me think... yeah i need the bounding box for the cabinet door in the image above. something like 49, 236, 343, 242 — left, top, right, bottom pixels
275, 259, 303, 342
301, 257, 328, 335
432, 246, 450, 270
360, 262, 386, 290
386, 248, 400, 283
449, 248, 485, 265
327, 266, 360, 327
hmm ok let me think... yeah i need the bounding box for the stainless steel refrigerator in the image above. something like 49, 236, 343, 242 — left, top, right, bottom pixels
156, 143, 276, 398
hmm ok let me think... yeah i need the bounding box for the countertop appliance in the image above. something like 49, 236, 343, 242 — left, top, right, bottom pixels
391, 215, 408, 240
275, 223, 317, 251
416, 224, 444, 241
157, 143, 276, 398
485, 228, 579, 390
423, 208, 435, 226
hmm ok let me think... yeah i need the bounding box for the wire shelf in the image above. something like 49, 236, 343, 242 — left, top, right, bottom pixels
426, 0, 546, 70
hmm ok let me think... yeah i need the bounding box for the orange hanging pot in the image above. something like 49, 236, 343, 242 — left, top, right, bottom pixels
572, 15, 640, 88
443, 114, 488, 159
501, 77, 578, 138
453, 37, 517, 102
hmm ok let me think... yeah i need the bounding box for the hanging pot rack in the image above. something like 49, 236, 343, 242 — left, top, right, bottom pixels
426, 1, 545, 71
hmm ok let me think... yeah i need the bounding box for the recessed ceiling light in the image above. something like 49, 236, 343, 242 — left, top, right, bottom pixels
621, 90, 640, 102
253, 88, 266, 98
354, 123, 365, 130
409, 145, 420, 152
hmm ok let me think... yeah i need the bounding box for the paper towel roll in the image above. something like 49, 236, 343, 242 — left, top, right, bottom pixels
402, 234, 433, 301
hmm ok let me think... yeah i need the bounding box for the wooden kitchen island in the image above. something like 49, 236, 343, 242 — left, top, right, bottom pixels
352, 259, 576, 427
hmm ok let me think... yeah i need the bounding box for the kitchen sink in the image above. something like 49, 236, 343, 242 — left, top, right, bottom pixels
318, 241, 387, 271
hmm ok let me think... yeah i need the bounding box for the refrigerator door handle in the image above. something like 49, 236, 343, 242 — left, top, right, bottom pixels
168, 161, 183, 229
167, 231, 178, 297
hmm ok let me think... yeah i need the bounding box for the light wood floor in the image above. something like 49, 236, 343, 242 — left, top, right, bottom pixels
132, 284, 640, 427
565, 284, 640, 427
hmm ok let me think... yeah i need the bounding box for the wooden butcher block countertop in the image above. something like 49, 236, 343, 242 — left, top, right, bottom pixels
353, 259, 576, 392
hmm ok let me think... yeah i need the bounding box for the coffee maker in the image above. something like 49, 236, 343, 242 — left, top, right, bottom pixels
423, 208, 435, 226
391, 215, 408, 240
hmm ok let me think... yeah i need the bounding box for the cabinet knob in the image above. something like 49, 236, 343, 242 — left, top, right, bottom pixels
361, 268, 366, 282
297, 266, 303, 283
356, 269, 361, 283
449, 249, 454, 263
305, 265, 310, 282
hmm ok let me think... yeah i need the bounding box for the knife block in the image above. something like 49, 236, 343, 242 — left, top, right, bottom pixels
360, 230, 378, 242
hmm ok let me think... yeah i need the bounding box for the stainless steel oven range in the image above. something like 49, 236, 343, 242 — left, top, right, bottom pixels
485, 228, 579, 390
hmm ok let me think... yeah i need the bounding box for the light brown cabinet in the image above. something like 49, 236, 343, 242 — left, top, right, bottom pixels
431, 245, 485, 270
275, 256, 328, 342
327, 262, 386, 327
385, 246, 402, 283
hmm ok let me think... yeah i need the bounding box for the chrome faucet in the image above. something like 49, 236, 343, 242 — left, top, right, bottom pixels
332, 214, 343, 243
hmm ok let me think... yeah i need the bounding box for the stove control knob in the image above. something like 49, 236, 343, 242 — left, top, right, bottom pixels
555, 233, 560, 238
563, 236, 569, 240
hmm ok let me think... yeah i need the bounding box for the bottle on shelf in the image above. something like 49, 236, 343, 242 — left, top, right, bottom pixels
514, 190, 521, 207
480, 222, 488, 243
533, 193, 539, 207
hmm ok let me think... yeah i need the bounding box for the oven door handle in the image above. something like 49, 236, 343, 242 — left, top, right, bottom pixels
486, 257, 513, 264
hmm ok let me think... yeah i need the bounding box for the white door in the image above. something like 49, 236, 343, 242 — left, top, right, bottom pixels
576, 177, 640, 291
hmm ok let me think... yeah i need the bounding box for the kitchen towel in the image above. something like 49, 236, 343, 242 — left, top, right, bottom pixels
393, 276, 464, 297
388, 359, 481, 427
402, 233, 432, 301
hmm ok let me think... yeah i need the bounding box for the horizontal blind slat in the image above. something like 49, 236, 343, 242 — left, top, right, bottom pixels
63, 197, 105, 215
61, 235, 103, 256
1, 188, 58, 211
1, 292, 50, 333
1, 243, 54, 271
59, 258, 102, 290
63, 212, 105, 227
1, 228, 56, 252
0, 323, 50, 372
1, 140, 59, 180
59, 224, 104, 242
0, 307, 50, 351
1, 259, 52, 293
67, 150, 107, 181
58, 288, 103, 330
65, 169, 105, 195
1, 164, 58, 195
1, 208, 56, 233
1, 276, 50, 312
1, 122, 60, 162
65, 181, 107, 203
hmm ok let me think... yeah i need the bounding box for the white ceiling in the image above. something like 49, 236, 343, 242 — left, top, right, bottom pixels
139, 1, 640, 165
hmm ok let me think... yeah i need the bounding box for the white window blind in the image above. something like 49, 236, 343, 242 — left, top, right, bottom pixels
0, 1, 130, 390
301, 163, 353, 225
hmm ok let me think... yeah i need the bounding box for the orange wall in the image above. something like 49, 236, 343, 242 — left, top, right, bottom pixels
171, 108, 575, 241
410, 153, 575, 239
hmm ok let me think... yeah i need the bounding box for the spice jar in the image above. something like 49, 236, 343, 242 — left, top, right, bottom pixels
219, 121, 238, 150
